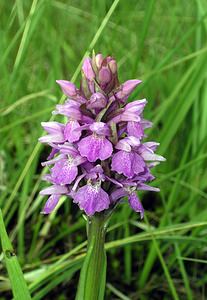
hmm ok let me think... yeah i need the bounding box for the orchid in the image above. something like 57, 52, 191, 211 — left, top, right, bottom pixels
39, 53, 165, 218
39, 53, 165, 300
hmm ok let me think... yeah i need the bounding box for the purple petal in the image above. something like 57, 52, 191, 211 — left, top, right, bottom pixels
141, 152, 166, 162
58, 142, 79, 156
85, 165, 105, 182
125, 99, 147, 111
105, 176, 123, 187
141, 119, 153, 129
73, 184, 110, 215
127, 122, 144, 139
138, 142, 160, 156
41, 121, 65, 133
115, 79, 142, 103
39, 134, 65, 144
128, 192, 144, 219
133, 167, 155, 182
121, 79, 142, 94
51, 158, 78, 184
116, 99, 146, 122
64, 120, 81, 143
110, 188, 127, 202
137, 183, 160, 192
47, 148, 59, 160
108, 59, 117, 74
42, 195, 60, 214
39, 122, 65, 143
53, 100, 82, 120
99, 67, 111, 84
56, 80, 77, 97
72, 173, 86, 191
82, 58, 95, 80
89, 122, 110, 136
111, 151, 145, 178
78, 134, 113, 162
40, 185, 68, 195
87, 93, 107, 110
41, 154, 65, 166
95, 54, 103, 69
115, 136, 140, 152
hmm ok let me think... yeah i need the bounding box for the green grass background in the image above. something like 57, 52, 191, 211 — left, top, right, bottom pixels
1, 0, 207, 299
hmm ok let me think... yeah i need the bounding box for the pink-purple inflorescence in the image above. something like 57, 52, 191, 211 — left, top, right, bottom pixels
39, 54, 165, 218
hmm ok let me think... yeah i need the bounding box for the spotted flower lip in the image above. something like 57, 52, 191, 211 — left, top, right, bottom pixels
78, 134, 113, 162
39, 53, 165, 218
73, 182, 110, 216
111, 150, 145, 178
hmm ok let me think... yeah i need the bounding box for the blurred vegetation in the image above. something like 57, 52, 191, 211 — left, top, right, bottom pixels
0, 0, 207, 299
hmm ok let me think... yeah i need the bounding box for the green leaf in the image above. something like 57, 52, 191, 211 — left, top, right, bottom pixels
0, 209, 31, 300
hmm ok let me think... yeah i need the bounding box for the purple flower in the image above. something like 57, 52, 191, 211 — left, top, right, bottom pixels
87, 92, 107, 111
78, 135, 113, 162
127, 121, 144, 138
73, 182, 110, 216
112, 150, 145, 178
128, 192, 144, 219
56, 80, 77, 97
39, 53, 165, 218
109, 99, 146, 124
64, 120, 81, 143
50, 158, 78, 185
113, 79, 142, 103
53, 100, 82, 120
110, 187, 144, 218
42, 195, 60, 214
40, 184, 69, 214
82, 58, 95, 81
78, 122, 113, 162
56, 80, 86, 103
39, 122, 65, 143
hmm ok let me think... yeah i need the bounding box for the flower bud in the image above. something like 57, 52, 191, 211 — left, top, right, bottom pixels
95, 53, 103, 69
98, 67, 112, 84
108, 59, 117, 74
82, 58, 95, 81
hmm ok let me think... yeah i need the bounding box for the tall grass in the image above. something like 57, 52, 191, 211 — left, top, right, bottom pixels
0, 0, 207, 299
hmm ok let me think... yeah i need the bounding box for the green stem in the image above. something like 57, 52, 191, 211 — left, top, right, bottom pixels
75, 214, 107, 300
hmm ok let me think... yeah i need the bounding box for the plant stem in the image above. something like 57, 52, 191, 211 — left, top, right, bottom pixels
75, 213, 107, 300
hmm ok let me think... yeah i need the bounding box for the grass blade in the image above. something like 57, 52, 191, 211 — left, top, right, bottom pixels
0, 209, 31, 300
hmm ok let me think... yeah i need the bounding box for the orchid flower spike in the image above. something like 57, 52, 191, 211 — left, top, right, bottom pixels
39, 53, 165, 218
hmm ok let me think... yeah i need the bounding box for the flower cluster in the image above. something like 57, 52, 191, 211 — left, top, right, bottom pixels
39, 54, 165, 218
